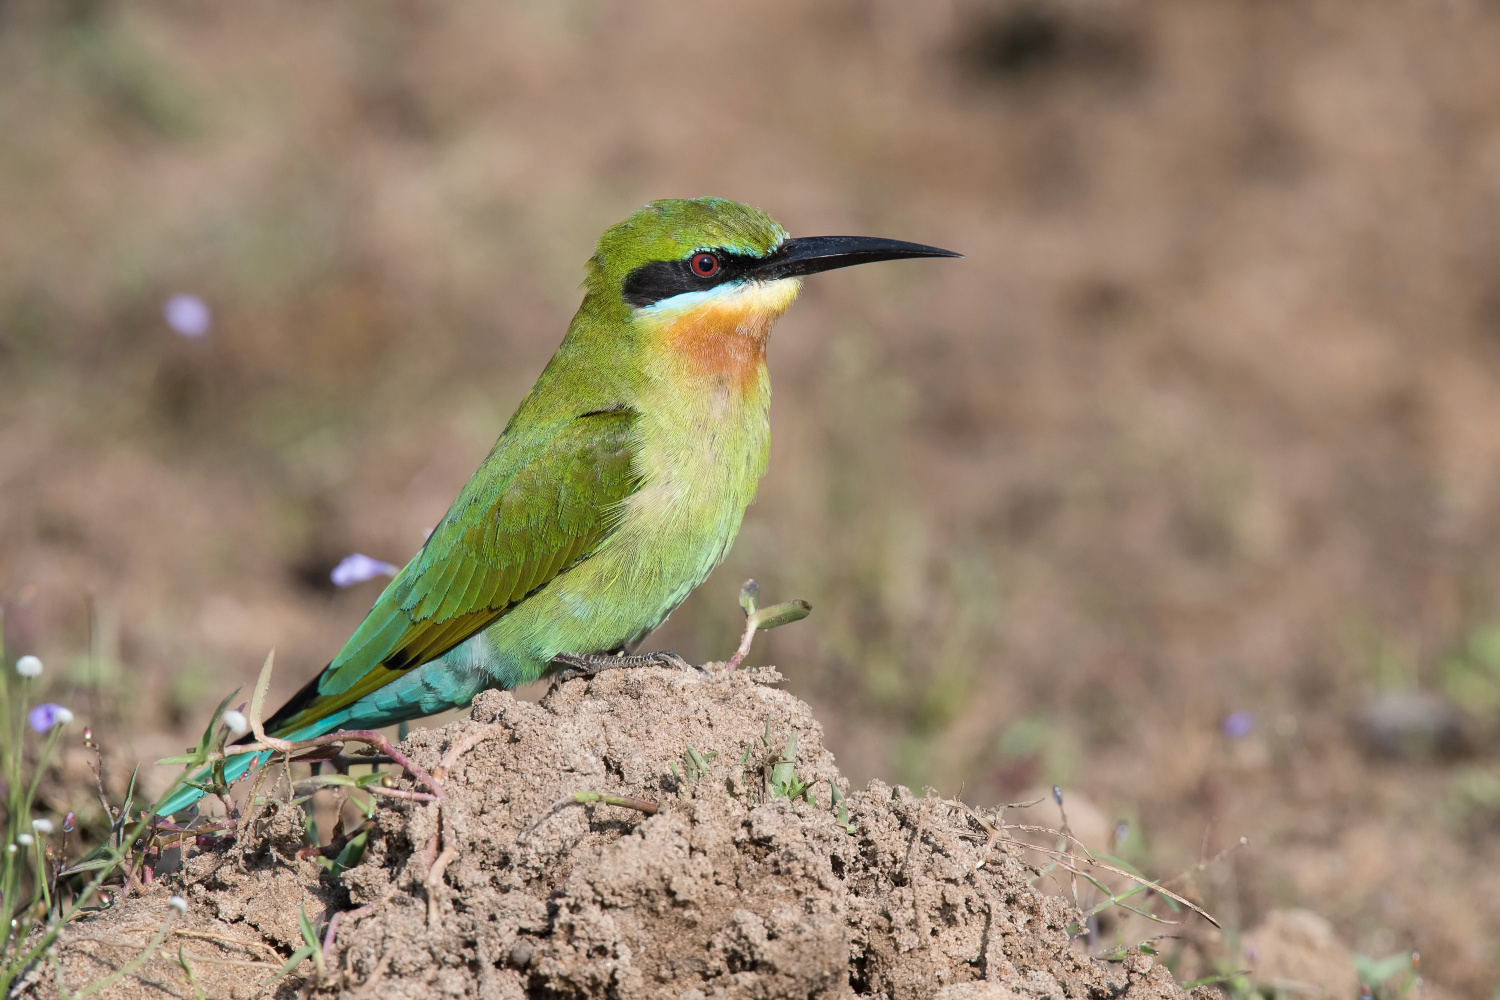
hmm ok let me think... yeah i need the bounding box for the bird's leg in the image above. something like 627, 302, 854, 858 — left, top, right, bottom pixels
550, 650, 702, 682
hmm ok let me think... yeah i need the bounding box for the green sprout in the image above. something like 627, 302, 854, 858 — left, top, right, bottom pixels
727, 579, 811, 670
769, 731, 814, 803
673, 744, 716, 798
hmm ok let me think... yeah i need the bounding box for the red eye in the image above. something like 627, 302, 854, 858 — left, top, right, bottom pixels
690, 252, 719, 277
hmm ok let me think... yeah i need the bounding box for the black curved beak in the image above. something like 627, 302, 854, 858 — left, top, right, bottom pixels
749, 236, 962, 281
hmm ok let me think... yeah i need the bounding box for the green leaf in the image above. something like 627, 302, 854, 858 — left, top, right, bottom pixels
752, 600, 812, 631
830, 781, 855, 834
263, 944, 316, 986
120, 766, 139, 826
316, 825, 372, 878
154, 753, 208, 766
196, 688, 241, 756
298, 904, 320, 946
57, 856, 120, 875
739, 579, 760, 616
296, 902, 325, 976
313, 774, 359, 788
1353, 952, 1412, 986
770, 732, 813, 802
684, 745, 711, 781
178, 945, 207, 1000
332, 827, 370, 876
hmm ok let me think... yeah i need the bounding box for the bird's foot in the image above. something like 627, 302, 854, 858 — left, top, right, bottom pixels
550, 650, 703, 683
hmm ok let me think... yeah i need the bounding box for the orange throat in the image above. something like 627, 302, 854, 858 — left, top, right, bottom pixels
644, 279, 801, 393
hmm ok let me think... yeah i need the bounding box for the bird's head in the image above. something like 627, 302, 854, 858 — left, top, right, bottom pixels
587, 197, 959, 327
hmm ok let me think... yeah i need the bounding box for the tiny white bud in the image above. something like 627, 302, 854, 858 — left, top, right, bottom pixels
15, 656, 42, 678
6, 845, 14, 855
222, 710, 250, 738
52, 707, 73, 725
168, 896, 188, 913
31, 818, 53, 835
16, 834, 33, 846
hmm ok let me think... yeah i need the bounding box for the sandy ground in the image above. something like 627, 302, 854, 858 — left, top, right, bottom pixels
5, 0, 1500, 993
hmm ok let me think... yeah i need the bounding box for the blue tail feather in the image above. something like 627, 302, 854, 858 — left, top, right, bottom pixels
154, 748, 271, 818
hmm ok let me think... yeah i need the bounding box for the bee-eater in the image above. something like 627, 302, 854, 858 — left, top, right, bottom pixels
158, 197, 957, 815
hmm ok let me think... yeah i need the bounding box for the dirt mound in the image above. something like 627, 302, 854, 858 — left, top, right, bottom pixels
35, 667, 1195, 998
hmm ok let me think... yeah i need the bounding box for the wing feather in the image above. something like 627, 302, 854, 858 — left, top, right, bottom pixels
262, 408, 641, 736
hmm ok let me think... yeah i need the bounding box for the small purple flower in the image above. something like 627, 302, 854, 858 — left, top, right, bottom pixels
331, 553, 398, 587
163, 294, 211, 338
1222, 710, 1255, 740
28, 704, 73, 733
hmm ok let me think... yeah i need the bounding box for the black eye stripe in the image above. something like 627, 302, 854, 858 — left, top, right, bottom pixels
621, 251, 762, 308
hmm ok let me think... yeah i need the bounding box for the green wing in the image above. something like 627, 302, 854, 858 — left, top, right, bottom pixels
265, 408, 640, 736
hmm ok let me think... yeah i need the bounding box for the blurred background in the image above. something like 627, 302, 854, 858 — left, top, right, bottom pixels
3, 0, 1500, 993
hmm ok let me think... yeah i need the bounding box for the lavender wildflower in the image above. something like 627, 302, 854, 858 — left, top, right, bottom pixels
14, 655, 42, 678
331, 553, 398, 587
1222, 711, 1255, 740
163, 294, 211, 338
28, 703, 73, 732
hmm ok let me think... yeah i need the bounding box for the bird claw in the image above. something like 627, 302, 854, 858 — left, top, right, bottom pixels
550, 650, 705, 683
647, 651, 705, 675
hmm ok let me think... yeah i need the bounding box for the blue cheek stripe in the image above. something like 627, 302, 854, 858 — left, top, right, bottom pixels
637, 280, 754, 316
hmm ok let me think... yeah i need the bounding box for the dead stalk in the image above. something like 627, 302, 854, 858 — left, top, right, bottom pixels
957, 801, 1220, 929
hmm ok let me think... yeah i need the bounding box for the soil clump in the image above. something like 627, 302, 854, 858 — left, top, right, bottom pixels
32, 667, 1198, 998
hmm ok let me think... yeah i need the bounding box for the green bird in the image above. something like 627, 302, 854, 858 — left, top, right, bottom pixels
158, 197, 957, 815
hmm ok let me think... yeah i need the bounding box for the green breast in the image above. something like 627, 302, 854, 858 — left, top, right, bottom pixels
488, 361, 772, 666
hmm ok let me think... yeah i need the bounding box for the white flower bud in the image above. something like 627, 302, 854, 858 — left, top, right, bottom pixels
52, 707, 73, 726
6, 844, 14, 855
168, 896, 188, 913
14, 656, 42, 678
16, 834, 33, 847
222, 710, 250, 738
31, 818, 53, 835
